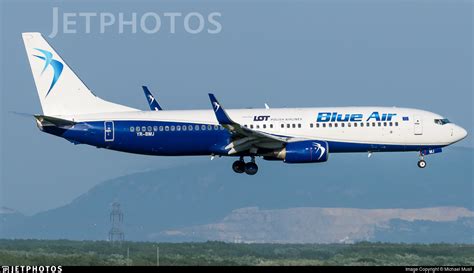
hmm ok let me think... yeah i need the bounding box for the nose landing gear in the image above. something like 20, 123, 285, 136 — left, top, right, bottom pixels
417, 159, 427, 168
232, 156, 258, 175
417, 152, 427, 168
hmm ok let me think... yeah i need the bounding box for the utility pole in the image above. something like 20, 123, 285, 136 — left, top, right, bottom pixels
127, 247, 130, 266
156, 245, 159, 266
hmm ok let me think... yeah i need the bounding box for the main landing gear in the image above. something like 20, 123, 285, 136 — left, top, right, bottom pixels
232, 156, 258, 175
417, 152, 427, 169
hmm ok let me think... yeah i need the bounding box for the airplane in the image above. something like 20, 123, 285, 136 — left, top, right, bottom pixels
22, 32, 468, 175
142, 86, 163, 111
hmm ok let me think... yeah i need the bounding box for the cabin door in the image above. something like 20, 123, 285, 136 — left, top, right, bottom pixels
414, 116, 423, 135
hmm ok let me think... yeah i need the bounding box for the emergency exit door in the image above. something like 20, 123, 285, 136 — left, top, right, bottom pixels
104, 121, 114, 141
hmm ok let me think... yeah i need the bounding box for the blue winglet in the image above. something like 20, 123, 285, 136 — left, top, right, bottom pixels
142, 86, 163, 111
208, 93, 233, 125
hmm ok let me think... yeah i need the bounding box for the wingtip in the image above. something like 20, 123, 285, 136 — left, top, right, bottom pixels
208, 93, 217, 100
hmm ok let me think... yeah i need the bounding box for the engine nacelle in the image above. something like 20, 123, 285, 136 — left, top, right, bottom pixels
264, 140, 329, 163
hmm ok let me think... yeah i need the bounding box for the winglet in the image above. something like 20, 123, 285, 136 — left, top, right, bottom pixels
208, 93, 233, 125
142, 86, 163, 111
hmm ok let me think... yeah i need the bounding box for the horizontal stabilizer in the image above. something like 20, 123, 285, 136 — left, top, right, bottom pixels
34, 115, 75, 129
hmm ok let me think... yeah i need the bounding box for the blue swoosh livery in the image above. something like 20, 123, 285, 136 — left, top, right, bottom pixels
33, 48, 63, 97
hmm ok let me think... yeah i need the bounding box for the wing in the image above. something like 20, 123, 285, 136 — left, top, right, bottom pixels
208, 93, 303, 155
142, 86, 163, 111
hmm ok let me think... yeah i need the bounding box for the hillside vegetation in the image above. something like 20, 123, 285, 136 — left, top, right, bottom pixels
0, 239, 473, 266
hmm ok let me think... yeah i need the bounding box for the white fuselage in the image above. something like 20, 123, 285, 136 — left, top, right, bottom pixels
62, 106, 467, 149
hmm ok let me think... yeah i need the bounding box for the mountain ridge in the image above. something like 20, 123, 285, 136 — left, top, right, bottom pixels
1, 147, 472, 242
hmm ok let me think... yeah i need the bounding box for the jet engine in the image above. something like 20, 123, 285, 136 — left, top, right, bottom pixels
263, 140, 329, 163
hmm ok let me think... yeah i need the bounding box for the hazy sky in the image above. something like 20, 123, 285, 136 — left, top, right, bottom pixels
1, 0, 472, 215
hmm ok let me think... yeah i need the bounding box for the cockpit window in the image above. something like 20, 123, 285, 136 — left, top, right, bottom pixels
434, 118, 450, 125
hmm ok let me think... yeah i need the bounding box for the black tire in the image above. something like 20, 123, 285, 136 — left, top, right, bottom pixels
417, 160, 427, 168
232, 160, 245, 173
244, 162, 258, 175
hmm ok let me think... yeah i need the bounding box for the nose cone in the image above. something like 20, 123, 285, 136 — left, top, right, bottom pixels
459, 126, 468, 140
455, 125, 468, 142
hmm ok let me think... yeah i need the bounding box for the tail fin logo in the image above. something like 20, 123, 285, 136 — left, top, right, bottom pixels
33, 48, 64, 97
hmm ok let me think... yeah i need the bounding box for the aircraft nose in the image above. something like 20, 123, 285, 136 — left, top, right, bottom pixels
458, 126, 468, 140
454, 125, 468, 142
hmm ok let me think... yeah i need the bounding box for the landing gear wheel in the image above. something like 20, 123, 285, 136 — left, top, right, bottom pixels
232, 160, 245, 173
417, 160, 426, 168
244, 162, 258, 175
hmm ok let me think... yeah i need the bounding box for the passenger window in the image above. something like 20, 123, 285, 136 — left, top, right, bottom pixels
335, 123, 338, 128
244, 124, 248, 128
159, 126, 163, 131
292, 124, 296, 128
263, 124, 266, 129
201, 125, 206, 130
250, 125, 254, 129
147, 126, 152, 132
171, 126, 175, 131
142, 126, 146, 132
130, 126, 135, 132
389, 122, 393, 127
366, 122, 370, 127
341, 123, 345, 128
207, 125, 212, 130
195, 125, 200, 131
310, 123, 313, 128
378, 122, 381, 127
270, 124, 273, 129
372, 122, 376, 127
165, 126, 169, 131
354, 123, 357, 127
323, 123, 326, 128
281, 124, 284, 128
287, 124, 290, 128
182, 125, 187, 131
329, 123, 332, 128
256, 125, 260, 129
316, 124, 320, 128
360, 123, 364, 127
214, 125, 219, 130
153, 126, 158, 132
383, 122, 387, 127
177, 125, 181, 131
298, 124, 301, 128
395, 122, 399, 126
348, 123, 352, 127
189, 125, 193, 131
